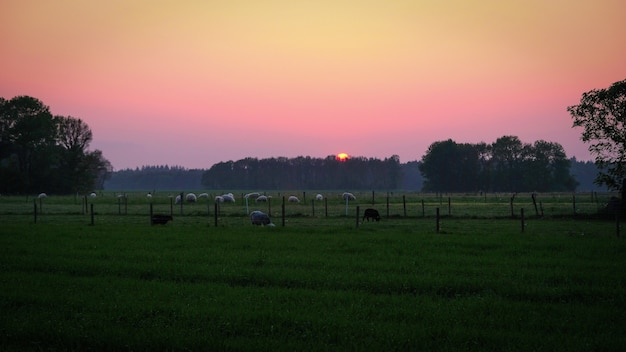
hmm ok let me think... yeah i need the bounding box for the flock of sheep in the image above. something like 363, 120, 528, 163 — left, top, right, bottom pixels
36, 191, 359, 227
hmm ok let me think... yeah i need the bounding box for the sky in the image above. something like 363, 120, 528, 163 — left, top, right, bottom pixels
2, 0, 625, 170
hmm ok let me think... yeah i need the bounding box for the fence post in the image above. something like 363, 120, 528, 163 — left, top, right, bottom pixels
214, 203, 218, 227
325, 198, 328, 218
448, 197, 451, 216
436, 207, 440, 233
386, 192, 389, 218
90, 204, 94, 226
281, 196, 285, 227
421, 200, 425, 217
356, 206, 360, 228
521, 208, 525, 232
311, 199, 315, 217
403, 195, 406, 217
572, 194, 577, 218
372, 190, 375, 205
149, 203, 153, 225
33, 200, 37, 224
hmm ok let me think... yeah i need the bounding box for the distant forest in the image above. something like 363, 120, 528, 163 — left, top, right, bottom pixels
104, 157, 607, 192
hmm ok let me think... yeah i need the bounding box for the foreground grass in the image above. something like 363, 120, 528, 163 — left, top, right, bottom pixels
1, 220, 625, 351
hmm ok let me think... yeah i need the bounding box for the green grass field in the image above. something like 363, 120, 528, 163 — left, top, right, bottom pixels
1, 193, 625, 350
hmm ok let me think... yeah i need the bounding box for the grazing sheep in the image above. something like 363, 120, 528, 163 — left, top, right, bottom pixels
250, 210, 274, 226
342, 192, 356, 201
151, 214, 173, 225
288, 195, 300, 203
90, 192, 97, 197
245, 192, 260, 199
186, 193, 197, 202
37, 193, 47, 199
175, 195, 182, 204
198, 193, 209, 198
147, 193, 152, 198
315, 194, 324, 201
256, 195, 268, 202
215, 196, 224, 203
363, 208, 381, 222
222, 193, 235, 203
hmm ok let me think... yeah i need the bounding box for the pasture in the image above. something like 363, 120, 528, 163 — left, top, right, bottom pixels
1, 192, 625, 351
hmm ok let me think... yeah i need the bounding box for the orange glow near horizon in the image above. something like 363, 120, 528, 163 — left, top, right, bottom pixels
336, 153, 349, 162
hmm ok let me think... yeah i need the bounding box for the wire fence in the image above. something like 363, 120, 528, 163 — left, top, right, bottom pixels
0, 191, 619, 228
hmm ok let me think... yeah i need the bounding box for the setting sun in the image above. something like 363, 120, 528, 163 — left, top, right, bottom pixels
336, 153, 349, 162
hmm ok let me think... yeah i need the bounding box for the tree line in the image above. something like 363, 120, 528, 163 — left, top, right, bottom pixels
200, 155, 403, 190
419, 136, 578, 193
0, 96, 112, 194
103, 154, 605, 192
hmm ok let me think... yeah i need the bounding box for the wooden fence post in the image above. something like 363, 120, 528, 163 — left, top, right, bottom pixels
90, 204, 94, 226
403, 195, 406, 217
356, 206, 360, 228
214, 203, 218, 227
325, 198, 328, 218
33, 200, 37, 224
421, 200, 425, 217
281, 196, 285, 227
386, 192, 389, 218
436, 207, 440, 233
521, 208, 525, 232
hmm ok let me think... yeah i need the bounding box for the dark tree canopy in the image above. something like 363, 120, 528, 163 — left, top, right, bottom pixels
0, 96, 112, 194
419, 136, 577, 193
200, 155, 402, 190
568, 78, 626, 192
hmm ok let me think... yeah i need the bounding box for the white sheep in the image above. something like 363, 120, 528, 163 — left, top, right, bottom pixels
38, 193, 47, 199
222, 193, 235, 203
315, 194, 324, 201
215, 196, 224, 203
250, 210, 274, 226
288, 195, 300, 203
175, 195, 182, 204
245, 192, 260, 199
198, 193, 209, 198
90, 192, 97, 197
256, 195, 269, 202
147, 193, 152, 198
342, 192, 356, 201
186, 193, 197, 202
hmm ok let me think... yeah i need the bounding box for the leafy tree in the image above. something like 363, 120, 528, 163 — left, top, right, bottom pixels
0, 96, 57, 192
0, 96, 111, 194
419, 140, 481, 192
568, 78, 626, 193
419, 136, 576, 192
490, 136, 525, 192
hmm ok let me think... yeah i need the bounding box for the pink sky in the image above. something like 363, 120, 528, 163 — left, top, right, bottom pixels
2, 0, 625, 170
